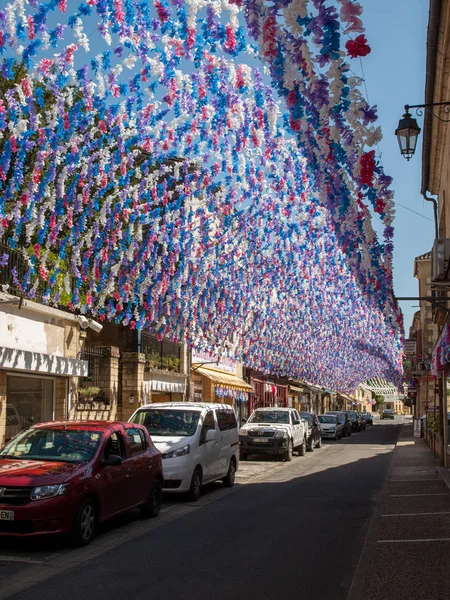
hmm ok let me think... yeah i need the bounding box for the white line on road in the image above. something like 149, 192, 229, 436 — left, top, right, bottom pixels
0, 556, 44, 565
389, 493, 448, 497
391, 478, 441, 482
382, 512, 450, 517
376, 538, 450, 543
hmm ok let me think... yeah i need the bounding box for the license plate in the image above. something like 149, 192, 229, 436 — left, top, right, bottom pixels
253, 438, 268, 443
0, 510, 14, 521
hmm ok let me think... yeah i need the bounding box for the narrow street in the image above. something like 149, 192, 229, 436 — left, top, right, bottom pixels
0, 420, 403, 600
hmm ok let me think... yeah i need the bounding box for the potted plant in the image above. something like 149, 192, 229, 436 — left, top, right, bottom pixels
78, 386, 101, 405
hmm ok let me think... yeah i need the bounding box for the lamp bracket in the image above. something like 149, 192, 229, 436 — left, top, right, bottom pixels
405, 102, 450, 123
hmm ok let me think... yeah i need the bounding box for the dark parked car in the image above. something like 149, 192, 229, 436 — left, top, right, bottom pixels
300, 412, 322, 451
347, 411, 364, 432
0, 421, 163, 546
327, 411, 352, 437
380, 409, 395, 420
361, 412, 373, 425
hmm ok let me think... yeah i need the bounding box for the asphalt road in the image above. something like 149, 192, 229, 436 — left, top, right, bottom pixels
0, 419, 403, 600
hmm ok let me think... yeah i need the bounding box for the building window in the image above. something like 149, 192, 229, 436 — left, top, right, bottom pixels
6, 375, 54, 442
141, 334, 181, 373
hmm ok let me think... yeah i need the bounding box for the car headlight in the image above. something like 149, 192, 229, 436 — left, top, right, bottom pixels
31, 483, 69, 501
163, 444, 190, 459
239, 429, 248, 436
274, 430, 288, 438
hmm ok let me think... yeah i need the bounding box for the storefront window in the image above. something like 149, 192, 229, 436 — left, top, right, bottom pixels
6, 376, 54, 442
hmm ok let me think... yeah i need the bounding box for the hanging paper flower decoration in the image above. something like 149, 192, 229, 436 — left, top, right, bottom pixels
0, 0, 403, 393
345, 34, 371, 59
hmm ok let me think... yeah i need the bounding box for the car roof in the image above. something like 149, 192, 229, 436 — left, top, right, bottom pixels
32, 420, 135, 432
253, 407, 292, 411
136, 402, 233, 411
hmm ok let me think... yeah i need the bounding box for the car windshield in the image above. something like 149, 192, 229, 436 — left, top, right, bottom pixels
300, 413, 313, 424
329, 413, 344, 423
0, 428, 102, 463
131, 409, 201, 436
318, 415, 336, 424
248, 411, 290, 424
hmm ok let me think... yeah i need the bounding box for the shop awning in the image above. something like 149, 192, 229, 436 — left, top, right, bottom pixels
0, 346, 88, 377
143, 374, 186, 394
193, 366, 254, 392
289, 385, 303, 394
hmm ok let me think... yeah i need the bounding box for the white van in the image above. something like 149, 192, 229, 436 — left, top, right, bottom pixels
129, 403, 239, 501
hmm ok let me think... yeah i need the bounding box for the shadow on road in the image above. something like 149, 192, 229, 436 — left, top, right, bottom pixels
0, 423, 404, 600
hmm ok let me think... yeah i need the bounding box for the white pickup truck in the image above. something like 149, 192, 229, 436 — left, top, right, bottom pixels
239, 407, 308, 461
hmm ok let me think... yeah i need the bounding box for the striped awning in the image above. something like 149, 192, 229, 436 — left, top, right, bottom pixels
193, 366, 254, 392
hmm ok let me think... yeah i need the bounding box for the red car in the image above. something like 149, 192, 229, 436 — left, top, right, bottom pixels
0, 421, 163, 546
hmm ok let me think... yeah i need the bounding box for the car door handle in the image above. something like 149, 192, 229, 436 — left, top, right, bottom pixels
148, 460, 154, 467
126, 468, 132, 478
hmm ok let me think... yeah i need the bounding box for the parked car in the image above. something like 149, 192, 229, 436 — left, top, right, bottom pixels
361, 412, 373, 426
347, 411, 363, 432
318, 414, 343, 440
129, 403, 239, 501
0, 421, 163, 546
327, 411, 352, 437
300, 411, 322, 451
380, 409, 395, 420
239, 407, 308, 461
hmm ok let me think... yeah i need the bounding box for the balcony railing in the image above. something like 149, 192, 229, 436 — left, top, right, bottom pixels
141, 332, 182, 373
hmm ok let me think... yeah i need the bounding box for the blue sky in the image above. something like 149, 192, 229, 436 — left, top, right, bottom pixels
355, 0, 431, 334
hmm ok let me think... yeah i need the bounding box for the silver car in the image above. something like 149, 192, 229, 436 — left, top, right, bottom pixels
318, 414, 343, 440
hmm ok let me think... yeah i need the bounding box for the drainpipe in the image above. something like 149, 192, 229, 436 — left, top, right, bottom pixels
422, 191, 439, 239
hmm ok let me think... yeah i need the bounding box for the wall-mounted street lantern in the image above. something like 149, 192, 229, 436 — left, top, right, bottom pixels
395, 102, 450, 161
395, 109, 421, 161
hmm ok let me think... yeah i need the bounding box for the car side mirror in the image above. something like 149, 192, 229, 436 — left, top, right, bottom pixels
205, 429, 217, 443
241, 418, 247, 424
101, 454, 122, 467
294, 419, 300, 425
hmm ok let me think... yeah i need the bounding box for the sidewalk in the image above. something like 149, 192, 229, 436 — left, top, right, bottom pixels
349, 422, 450, 600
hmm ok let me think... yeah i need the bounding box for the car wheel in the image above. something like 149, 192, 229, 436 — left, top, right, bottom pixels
222, 458, 236, 487
316, 436, 322, 448
140, 479, 162, 519
348, 430, 352, 436
308, 438, 314, 452
187, 467, 202, 502
70, 498, 97, 547
299, 437, 307, 457
284, 439, 293, 461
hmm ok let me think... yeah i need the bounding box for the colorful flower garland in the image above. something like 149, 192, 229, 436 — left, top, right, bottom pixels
0, 0, 403, 392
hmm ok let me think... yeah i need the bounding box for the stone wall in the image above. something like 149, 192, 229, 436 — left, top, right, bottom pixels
121, 352, 146, 421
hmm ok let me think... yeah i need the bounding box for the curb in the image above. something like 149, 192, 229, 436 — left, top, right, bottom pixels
437, 466, 450, 491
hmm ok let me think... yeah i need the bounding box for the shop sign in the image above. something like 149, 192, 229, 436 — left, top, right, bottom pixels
192, 348, 237, 374
191, 372, 203, 401
413, 419, 421, 438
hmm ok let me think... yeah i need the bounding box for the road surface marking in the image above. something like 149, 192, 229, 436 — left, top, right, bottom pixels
376, 538, 450, 543
0, 556, 44, 565
391, 478, 440, 482
389, 493, 448, 497
382, 511, 450, 517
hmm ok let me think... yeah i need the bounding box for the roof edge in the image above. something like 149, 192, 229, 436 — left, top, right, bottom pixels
421, 0, 442, 196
